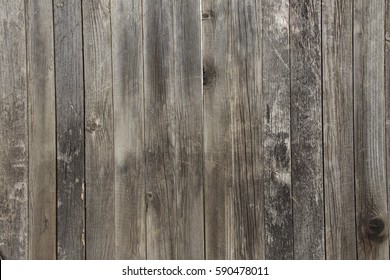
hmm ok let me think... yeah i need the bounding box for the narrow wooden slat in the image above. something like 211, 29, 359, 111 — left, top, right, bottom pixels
354, 0, 388, 259
54, 0, 85, 260
83, 0, 115, 259
385, 0, 390, 261
26, 0, 56, 259
144, 0, 203, 259
290, 0, 325, 259
322, 0, 356, 259
262, 0, 293, 259
203, 0, 264, 259
0, 0, 28, 260
111, 0, 145, 259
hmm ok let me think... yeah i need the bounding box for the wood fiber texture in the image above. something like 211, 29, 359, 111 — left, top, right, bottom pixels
0, 0, 388, 260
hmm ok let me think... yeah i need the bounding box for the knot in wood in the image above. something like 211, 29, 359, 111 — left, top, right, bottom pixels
86, 119, 102, 132
365, 217, 386, 241
202, 10, 216, 21
203, 64, 216, 90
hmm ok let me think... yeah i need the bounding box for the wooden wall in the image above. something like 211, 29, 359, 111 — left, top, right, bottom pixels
0, 0, 389, 260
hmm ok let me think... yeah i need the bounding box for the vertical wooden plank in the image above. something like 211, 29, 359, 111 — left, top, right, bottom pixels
144, 0, 204, 259
26, 0, 56, 259
53, 0, 85, 260
354, 0, 388, 260
83, 0, 115, 260
203, 0, 264, 259
385, 0, 390, 261
290, 0, 325, 259
322, 0, 356, 259
262, 0, 293, 259
0, 0, 28, 260
111, 0, 145, 259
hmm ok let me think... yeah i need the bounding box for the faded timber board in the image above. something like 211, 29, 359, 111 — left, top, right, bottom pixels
262, 0, 293, 259
203, 0, 264, 259
83, 0, 115, 260
386, 0, 390, 260
290, 0, 325, 259
26, 0, 56, 259
54, 0, 85, 260
144, 0, 203, 259
354, 0, 389, 259
0, 0, 28, 260
322, 0, 356, 259
112, 0, 145, 259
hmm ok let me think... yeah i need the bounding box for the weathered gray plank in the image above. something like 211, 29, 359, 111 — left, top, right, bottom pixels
0, 0, 28, 260
83, 0, 114, 260
385, 0, 390, 261
203, 0, 264, 259
322, 0, 356, 259
354, 0, 388, 260
54, 0, 85, 260
144, 0, 203, 259
111, 0, 145, 259
290, 0, 325, 259
26, 0, 56, 259
262, 0, 293, 260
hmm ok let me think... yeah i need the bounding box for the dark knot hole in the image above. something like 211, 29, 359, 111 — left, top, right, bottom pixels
366, 217, 385, 240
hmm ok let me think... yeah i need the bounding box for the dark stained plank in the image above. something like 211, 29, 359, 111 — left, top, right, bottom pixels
203, 0, 264, 259
385, 0, 390, 261
0, 0, 28, 260
54, 0, 85, 260
26, 0, 57, 259
322, 0, 356, 259
290, 0, 325, 259
83, 0, 115, 260
111, 0, 145, 259
144, 0, 204, 259
354, 0, 388, 260
262, 0, 293, 260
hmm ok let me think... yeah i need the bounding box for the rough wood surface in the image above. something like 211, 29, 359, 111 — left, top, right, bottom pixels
54, 0, 85, 260
354, 0, 388, 260
26, 0, 56, 259
290, 0, 325, 259
262, 0, 293, 260
83, 0, 114, 260
0, 0, 28, 260
144, 0, 203, 259
385, 0, 390, 261
203, 0, 264, 260
111, 0, 145, 259
322, 0, 356, 259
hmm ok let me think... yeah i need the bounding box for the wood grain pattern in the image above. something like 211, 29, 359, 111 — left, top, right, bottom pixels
322, 0, 356, 259
203, 0, 264, 259
262, 0, 293, 260
54, 0, 85, 260
144, 0, 203, 259
0, 0, 28, 260
290, 0, 325, 259
385, 0, 390, 260
111, 0, 145, 259
26, 0, 56, 259
83, 0, 115, 260
354, 0, 388, 260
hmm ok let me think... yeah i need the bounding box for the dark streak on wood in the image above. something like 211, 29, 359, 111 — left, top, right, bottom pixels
54, 0, 85, 260
290, 0, 325, 259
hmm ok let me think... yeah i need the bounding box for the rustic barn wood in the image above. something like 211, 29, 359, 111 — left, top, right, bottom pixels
26, 0, 57, 259
322, 0, 356, 259
0, 0, 389, 260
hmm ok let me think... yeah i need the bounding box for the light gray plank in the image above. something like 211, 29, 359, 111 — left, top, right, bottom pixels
322, 0, 356, 259
144, 0, 203, 259
354, 0, 388, 260
26, 0, 56, 259
83, 0, 115, 260
111, 0, 145, 259
290, 0, 325, 259
262, 0, 293, 260
0, 0, 28, 260
385, 0, 390, 261
54, 0, 85, 260
203, 0, 264, 259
